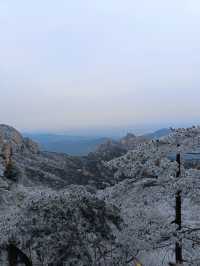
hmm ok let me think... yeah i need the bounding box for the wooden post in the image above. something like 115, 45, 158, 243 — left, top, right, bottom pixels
175, 145, 183, 264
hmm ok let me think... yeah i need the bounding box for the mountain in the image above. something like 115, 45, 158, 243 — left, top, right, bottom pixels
144, 128, 172, 139
23, 133, 108, 155
1, 124, 200, 265
95, 133, 149, 161
0, 124, 124, 265
94, 129, 172, 161
23, 128, 171, 157
0, 126, 117, 190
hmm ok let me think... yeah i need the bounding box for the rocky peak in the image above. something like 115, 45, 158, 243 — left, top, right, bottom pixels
123, 132, 136, 139
0, 125, 39, 180
0, 124, 39, 154
0, 124, 23, 147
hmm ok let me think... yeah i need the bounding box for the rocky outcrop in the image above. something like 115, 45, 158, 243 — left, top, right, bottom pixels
0, 125, 40, 188
0, 125, 23, 151
95, 133, 148, 161
119, 133, 147, 150
0, 124, 39, 156
23, 137, 39, 154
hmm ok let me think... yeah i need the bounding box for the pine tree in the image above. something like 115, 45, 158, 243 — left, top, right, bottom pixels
4, 159, 18, 181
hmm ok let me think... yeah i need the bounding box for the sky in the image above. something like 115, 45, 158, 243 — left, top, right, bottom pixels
1, 0, 200, 134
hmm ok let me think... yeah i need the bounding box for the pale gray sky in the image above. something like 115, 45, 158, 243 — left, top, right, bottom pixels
1, 0, 200, 132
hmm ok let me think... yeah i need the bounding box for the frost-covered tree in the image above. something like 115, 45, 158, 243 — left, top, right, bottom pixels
0, 186, 126, 266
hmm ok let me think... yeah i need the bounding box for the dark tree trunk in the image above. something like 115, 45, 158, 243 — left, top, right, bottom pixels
8, 244, 17, 266
8, 244, 32, 266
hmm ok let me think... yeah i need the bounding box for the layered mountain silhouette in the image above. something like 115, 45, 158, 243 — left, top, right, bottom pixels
23, 128, 171, 156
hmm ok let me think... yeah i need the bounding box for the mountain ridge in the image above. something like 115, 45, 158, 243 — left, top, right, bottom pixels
23, 127, 171, 156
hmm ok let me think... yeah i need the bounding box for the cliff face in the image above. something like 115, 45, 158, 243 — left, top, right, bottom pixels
0, 125, 21, 174
0, 125, 39, 190
0, 124, 39, 154
0, 125, 23, 147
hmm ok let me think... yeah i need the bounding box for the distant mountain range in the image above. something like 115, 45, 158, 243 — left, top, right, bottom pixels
23, 128, 171, 156
23, 133, 108, 155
